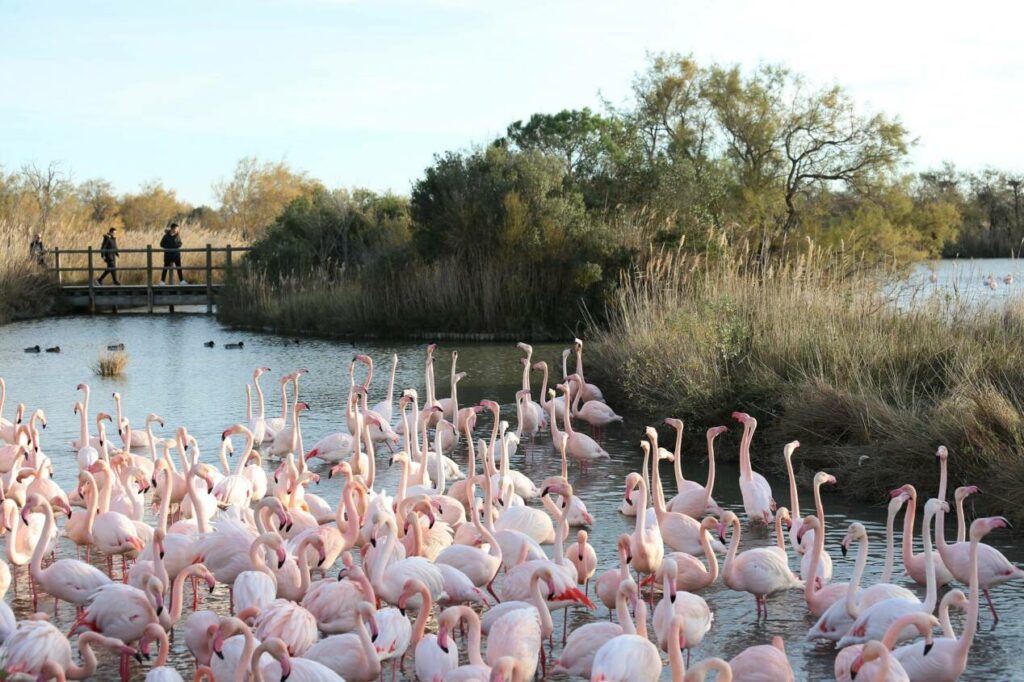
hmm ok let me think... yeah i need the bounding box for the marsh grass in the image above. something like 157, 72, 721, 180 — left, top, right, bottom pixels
219, 258, 577, 338
588, 244, 1024, 523
93, 350, 128, 377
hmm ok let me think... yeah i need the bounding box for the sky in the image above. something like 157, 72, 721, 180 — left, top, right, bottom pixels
1, 0, 1022, 205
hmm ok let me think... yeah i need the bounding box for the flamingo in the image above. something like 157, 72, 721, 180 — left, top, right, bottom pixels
934, 495, 1023, 623
371, 353, 398, 423
727, 636, 795, 681
567, 529, 597, 595
891, 484, 954, 586
891, 516, 1009, 681
515, 343, 547, 432
437, 605, 490, 681
838, 499, 943, 649
368, 515, 445, 607
806, 520, 917, 643
249, 367, 273, 445
591, 579, 661, 681
567, 372, 622, 433
112, 392, 149, 449
732, 412, 775, 525
624, 470, 663, 598
533, 360, 568, 425
652, 557, 712, 664
834, 612, 938, 682
23, 494, 111, 612
654, 516, 719, 593
553, 575, 630, 678
665, 423, 724, 518
571, 338, 604, 402
719, 510, 802, 618
301, 553, 373, 633
303, 601, 382, 681
646, 433, 725, 556
251, 598, 318, 656
233, 533, 287, 616
74, 576, 164, 682
3, 619, 137, 680
556, 382, 609, 462
486, 564, 556, 680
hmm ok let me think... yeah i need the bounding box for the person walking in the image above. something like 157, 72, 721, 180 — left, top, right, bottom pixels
159, 223, 186, 284
28, 233, 46, 266
96, 226, 120, 285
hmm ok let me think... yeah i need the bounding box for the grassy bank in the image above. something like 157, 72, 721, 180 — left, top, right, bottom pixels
587, 247, 1024, 524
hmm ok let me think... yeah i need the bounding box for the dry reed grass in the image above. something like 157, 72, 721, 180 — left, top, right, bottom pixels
587, 241, 1024, 523
93, 350, 128, 377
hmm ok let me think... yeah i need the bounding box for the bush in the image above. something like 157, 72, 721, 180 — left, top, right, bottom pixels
93, 350, 128, 377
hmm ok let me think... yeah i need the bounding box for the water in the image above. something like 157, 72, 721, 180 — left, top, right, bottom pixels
890, 257, 1024, 310
1, 313, 1022, 680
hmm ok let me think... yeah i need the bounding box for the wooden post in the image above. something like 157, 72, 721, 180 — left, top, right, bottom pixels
206, 243, 213, 314
226, 244, 233, 274
146, 245, 154, 314
53, 247, 62, 286
87, 247, 95, 313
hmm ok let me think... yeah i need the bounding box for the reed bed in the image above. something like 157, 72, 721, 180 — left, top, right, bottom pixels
587, 244, 1024, 524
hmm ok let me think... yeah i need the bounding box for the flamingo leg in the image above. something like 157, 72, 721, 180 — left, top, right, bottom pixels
562, 607, 569, 645
984, 588, 1000, 624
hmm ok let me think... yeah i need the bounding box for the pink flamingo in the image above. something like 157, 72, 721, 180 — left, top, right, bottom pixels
4, 618, 136, 680
301, 553, 374, 634
719, 510, 802, 618
891, 484, 954, 586
653, 557, 712, 665
892, 516, 1009, 680
73, 576, 164, 682
571, 338, 604, 402
23, 494, 110, 612
567, 529, 597, 595
596, 534, 633, 612
302, 601, 382, 681
249, 367, 272, 446
655, 516, 720, 593
838, 499, 943, 648
486, 565, 556, 680
807, 520, 917, 643
934, 495, 1023, 623
732, 412, 775, 525
567, 373, 622, 433
251, 636, 344, 682
624, 470, 663, 602
556, 382, 609, 462
232, 533, 287, 616
591, 579, 661, 681
727, 636, 794, 681
666, 424, 724, 518
251, 598, 318, 656
553, 576, 632, 678
646, 434, 725, 556
140, 622, 183, 682
437, 605, 490, 681
834, 612, 937, 682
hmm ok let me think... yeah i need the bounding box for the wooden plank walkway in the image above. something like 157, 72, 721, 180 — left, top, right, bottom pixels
46, 244, 249, 313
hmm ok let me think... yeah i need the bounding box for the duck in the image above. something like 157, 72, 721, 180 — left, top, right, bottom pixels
225, 342, 244, 349
24, 346, 40, 353
203, 341, 215, 348
107, 343, 125, 351
45, 346, 60, 353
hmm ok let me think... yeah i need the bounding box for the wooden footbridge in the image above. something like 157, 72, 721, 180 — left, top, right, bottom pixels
47, 245, 249, 313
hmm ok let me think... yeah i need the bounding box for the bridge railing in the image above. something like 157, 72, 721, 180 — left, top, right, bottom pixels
47, 244, 251, 312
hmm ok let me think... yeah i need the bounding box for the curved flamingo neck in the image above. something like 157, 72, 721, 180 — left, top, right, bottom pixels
955, 496, 967, 544
253, 373, 266, 419
957, 533, 981, 660
411, 583, 432, 645
170, 565, 206, 624
547, 393, 564, 445
462, 607, 485, 666
702, 433, 718, 509
537, 363, 550, 409
668, 618, 686, 682
935, 502, 953, 562
845, 533, 869, 616
901, 490, 917, 568
184, 468, 210, 535
671, 425, 685, 488
882, 502, 898, 583
28, 499, 55, 580
528, 571, 554, 639
784, 453, 800, 517
738, 421, 754, 480
722, 516, 742, 585
615, 584, 635, 634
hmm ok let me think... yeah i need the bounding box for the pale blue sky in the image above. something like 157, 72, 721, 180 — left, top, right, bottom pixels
2, 0, 1021, 205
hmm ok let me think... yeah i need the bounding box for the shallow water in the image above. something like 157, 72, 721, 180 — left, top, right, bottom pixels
1, 313, 1022, 680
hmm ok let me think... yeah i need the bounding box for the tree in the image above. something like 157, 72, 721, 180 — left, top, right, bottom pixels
506, 109, 611, 179
21, 162, 73, 227
118, 181, 191, 231
214, 157, 319, 238
77, 179, 119, 224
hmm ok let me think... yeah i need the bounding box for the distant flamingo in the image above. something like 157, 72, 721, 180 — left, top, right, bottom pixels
665, 423, 724, 518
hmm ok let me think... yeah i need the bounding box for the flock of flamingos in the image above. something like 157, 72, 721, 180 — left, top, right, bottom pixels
0, 339, 1019, 681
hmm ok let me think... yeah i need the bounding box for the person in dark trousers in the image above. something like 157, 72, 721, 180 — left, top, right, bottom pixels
96, 227, 120, 285
29, 233, 46, 266
159, 223, 186, 284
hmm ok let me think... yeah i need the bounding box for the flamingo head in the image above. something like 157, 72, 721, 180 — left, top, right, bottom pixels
889, 484, 914, 501
479, 399, 499, 414
531, 361, 546, 371
935, 445, 948, 463
955, 485, 980, 501
814, 472, 837, 488
707, 425, 728, 439
731, 411, 750, 423
664, 417, 683, 430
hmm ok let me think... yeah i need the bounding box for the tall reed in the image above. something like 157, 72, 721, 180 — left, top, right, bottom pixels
587, 244, 1024, 523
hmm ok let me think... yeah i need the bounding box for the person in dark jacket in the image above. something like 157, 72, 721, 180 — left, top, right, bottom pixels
29, 233, 46, 266
96, 227, 120, 285
159, 223, 185, 284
